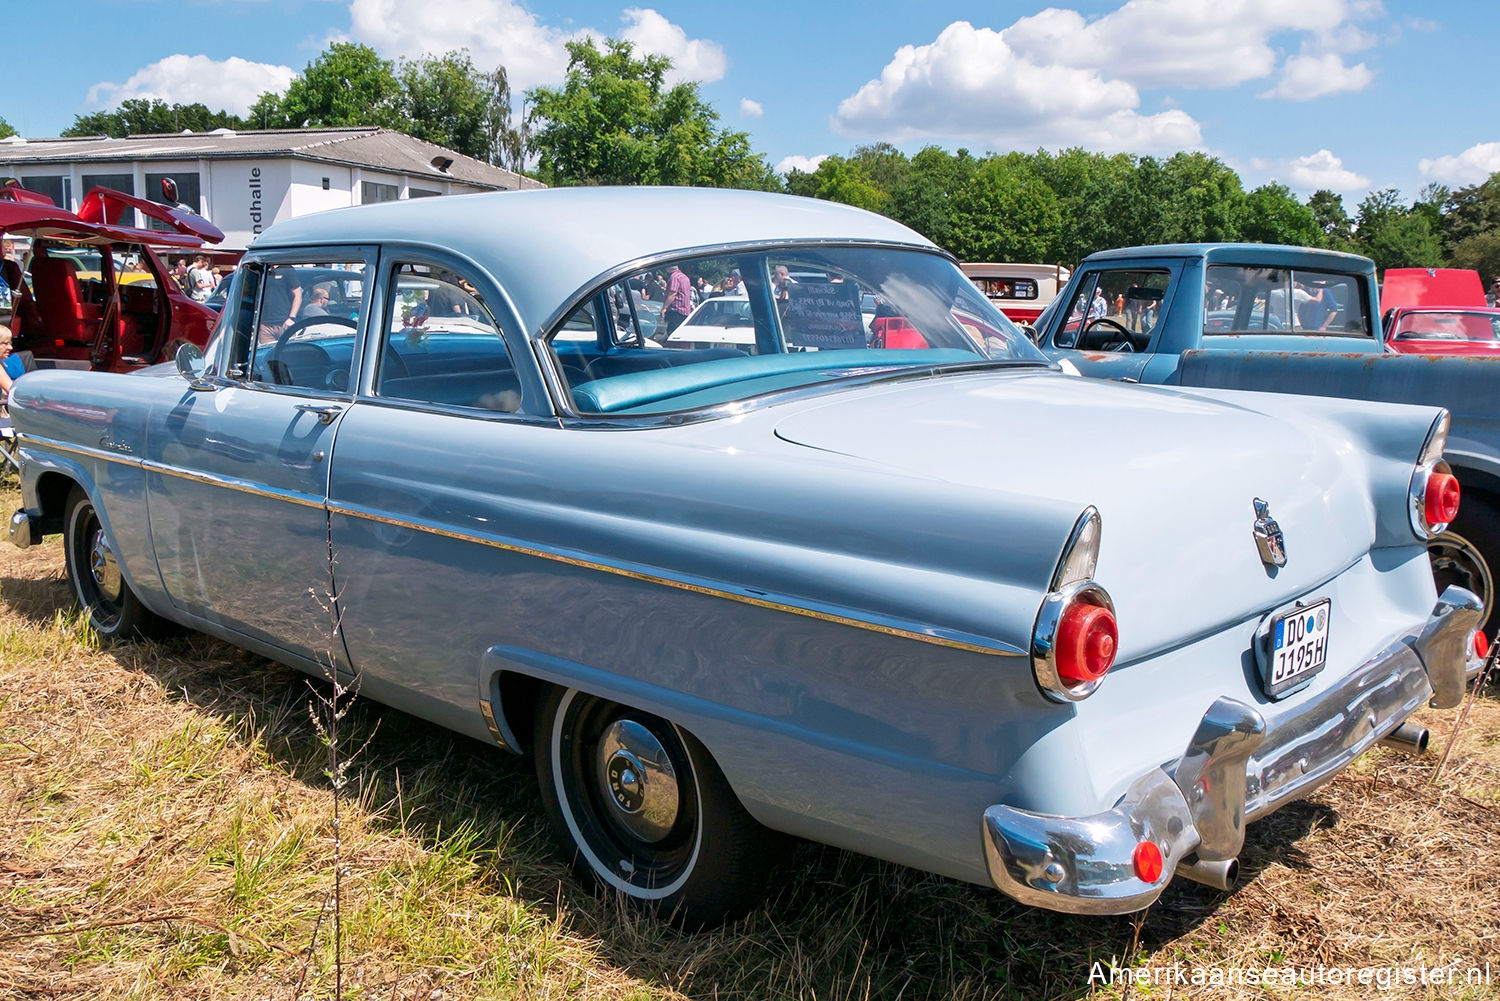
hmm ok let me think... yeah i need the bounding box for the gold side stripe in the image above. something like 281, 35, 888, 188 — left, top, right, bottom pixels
140, 461, 326, 511
22, 435, 142, 468
329, 501, 1018, 658
25, 431, 1015, 657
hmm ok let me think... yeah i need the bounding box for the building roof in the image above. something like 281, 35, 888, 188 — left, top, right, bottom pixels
0, 127, 542, 191
254, 186, 938, 338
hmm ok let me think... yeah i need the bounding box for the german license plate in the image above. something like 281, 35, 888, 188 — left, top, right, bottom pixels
1265, 598, 1331, 697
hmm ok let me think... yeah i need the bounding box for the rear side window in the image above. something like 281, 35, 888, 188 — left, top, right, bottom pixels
1204, 266, 1369, 338
375, 263, 518, 413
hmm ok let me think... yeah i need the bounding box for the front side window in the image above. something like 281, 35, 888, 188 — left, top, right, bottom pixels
224, 260, 365, 392
548, 246, 1044, 416
1204, 265, 1368, 338
1053, 269, 1171, 350
375, 264, 518, 413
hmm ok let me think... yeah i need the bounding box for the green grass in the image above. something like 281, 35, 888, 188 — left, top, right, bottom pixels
4, 478, 1500, 998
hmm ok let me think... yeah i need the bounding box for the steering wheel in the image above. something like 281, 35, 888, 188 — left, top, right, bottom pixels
266, 315, 356, 387
1076, 317, 1145, 352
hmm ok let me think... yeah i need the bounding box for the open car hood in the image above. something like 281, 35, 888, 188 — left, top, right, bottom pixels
0, 185, 222, 249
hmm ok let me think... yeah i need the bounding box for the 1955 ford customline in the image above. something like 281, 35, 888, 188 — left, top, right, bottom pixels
5, 188, 1486, 926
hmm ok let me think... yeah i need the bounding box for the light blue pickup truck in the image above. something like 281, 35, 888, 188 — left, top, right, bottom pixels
1036, 243, 1500, 632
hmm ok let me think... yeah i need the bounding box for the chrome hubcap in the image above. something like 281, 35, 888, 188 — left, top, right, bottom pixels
88, 528, 122, 603
597, 719, 679, 843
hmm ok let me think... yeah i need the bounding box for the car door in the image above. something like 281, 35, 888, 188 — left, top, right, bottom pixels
144, 250, 374, 665
323, 254, 555, 741
1041, 266, 1177, 382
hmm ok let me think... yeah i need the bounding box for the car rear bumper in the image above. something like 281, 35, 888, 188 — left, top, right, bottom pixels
982, 585, 1482, 915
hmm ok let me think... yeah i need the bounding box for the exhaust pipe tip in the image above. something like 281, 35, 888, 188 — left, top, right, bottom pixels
1379, 722, 1430, 754
1176, 854, 1239, 892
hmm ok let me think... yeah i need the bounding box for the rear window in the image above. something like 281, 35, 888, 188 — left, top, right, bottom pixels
549, 246, 1045, 416
1204, 266, 1369, 338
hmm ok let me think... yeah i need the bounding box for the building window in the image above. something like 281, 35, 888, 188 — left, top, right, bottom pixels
18, 174, 69, 209
361, 181, 400, 204
409, 188, 440, 198
145, 172, 201, 230
82, 173, 136, 224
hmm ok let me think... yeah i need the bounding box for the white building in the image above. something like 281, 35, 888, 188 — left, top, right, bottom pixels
0, 127, 543, 249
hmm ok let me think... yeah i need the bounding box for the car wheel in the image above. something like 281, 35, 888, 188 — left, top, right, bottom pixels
533, 686, 775, 928
63, 486, 159, 641
1430, 492, 1500, 635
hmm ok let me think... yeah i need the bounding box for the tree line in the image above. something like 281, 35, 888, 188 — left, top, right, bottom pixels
35, 39, 1500, 279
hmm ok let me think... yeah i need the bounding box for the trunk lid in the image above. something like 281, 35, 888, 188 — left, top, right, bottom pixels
771, 370, 1382, 661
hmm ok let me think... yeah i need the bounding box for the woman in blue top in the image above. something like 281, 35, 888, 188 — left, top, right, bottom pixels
0, 325, 25, 399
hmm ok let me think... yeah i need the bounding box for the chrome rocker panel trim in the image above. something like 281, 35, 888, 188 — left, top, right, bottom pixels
982, 585, 1480, 915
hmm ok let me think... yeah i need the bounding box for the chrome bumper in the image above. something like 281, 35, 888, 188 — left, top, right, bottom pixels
9, 507, 38, 550
982, 585, 1481, 915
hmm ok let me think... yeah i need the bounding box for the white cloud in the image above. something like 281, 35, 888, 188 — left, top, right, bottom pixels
833, 21, 1201, 154
1002, 0, 1359, 91
346, 0, 722, 92
87, 55, 297, 117
1419, 143, 1500, 186
620, 8, 726, 84
1259, 52, 1374, 100
776, 154, 828, 176
1284, 149, 1370, 191
739, 98, 763, 118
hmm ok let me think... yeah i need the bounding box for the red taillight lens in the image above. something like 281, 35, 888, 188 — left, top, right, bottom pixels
1056, 602, 1117, 685
1424, 472, 1461, 527
1132, 840, 1163, 882
1474, 630, 1490, 660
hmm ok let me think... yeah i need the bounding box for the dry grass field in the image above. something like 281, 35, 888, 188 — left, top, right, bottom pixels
2, 481, 1499, 1000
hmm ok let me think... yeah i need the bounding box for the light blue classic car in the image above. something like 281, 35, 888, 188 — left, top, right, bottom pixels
5, 189, 1486, 926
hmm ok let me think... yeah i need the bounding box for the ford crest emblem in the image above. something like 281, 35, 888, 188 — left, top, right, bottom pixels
1253, 498, 1287, 568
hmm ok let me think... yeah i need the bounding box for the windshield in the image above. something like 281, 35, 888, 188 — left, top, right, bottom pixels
549, 245, 1045, 416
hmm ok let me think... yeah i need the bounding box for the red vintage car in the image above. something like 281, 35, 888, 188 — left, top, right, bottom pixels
1381, 268, 1500, 357
2, 182, 224, 372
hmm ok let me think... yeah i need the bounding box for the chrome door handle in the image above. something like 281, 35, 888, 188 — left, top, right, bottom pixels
295, 403, 343, 425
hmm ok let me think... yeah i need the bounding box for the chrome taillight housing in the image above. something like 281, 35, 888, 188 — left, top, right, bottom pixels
1033, 507, 1118, 702
1410, 412, 1460, 538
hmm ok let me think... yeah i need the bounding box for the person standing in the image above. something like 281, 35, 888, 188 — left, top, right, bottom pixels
256, 266, 302, 344
188, 256, 215, 302
663, 264, 692, 334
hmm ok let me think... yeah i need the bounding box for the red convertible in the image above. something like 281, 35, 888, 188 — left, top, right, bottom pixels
2, 181, 224, 372
1382, 268, 1500, 357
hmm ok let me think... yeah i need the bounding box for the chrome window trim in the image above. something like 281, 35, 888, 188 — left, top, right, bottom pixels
326, 498, 1022, 658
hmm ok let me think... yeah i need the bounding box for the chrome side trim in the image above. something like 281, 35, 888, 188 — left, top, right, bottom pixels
20, 435, 143, 470
140, 460, 327, 512
327, 500, 1021, 657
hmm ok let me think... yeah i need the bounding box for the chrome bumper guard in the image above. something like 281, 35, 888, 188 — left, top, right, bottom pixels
983, 585, 1481, 915
9, 508, 38, 550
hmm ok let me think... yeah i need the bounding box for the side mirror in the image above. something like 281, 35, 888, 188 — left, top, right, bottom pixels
1020, 323, 1040, 344
175, 342, 213, 390
161, 177, 179, 204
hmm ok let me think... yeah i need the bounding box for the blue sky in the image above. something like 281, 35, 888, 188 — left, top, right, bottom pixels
5, 0, 1497, 207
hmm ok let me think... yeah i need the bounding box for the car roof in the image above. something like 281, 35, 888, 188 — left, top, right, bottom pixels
250, 187, 935, 336
1083, 243, 1375, 273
